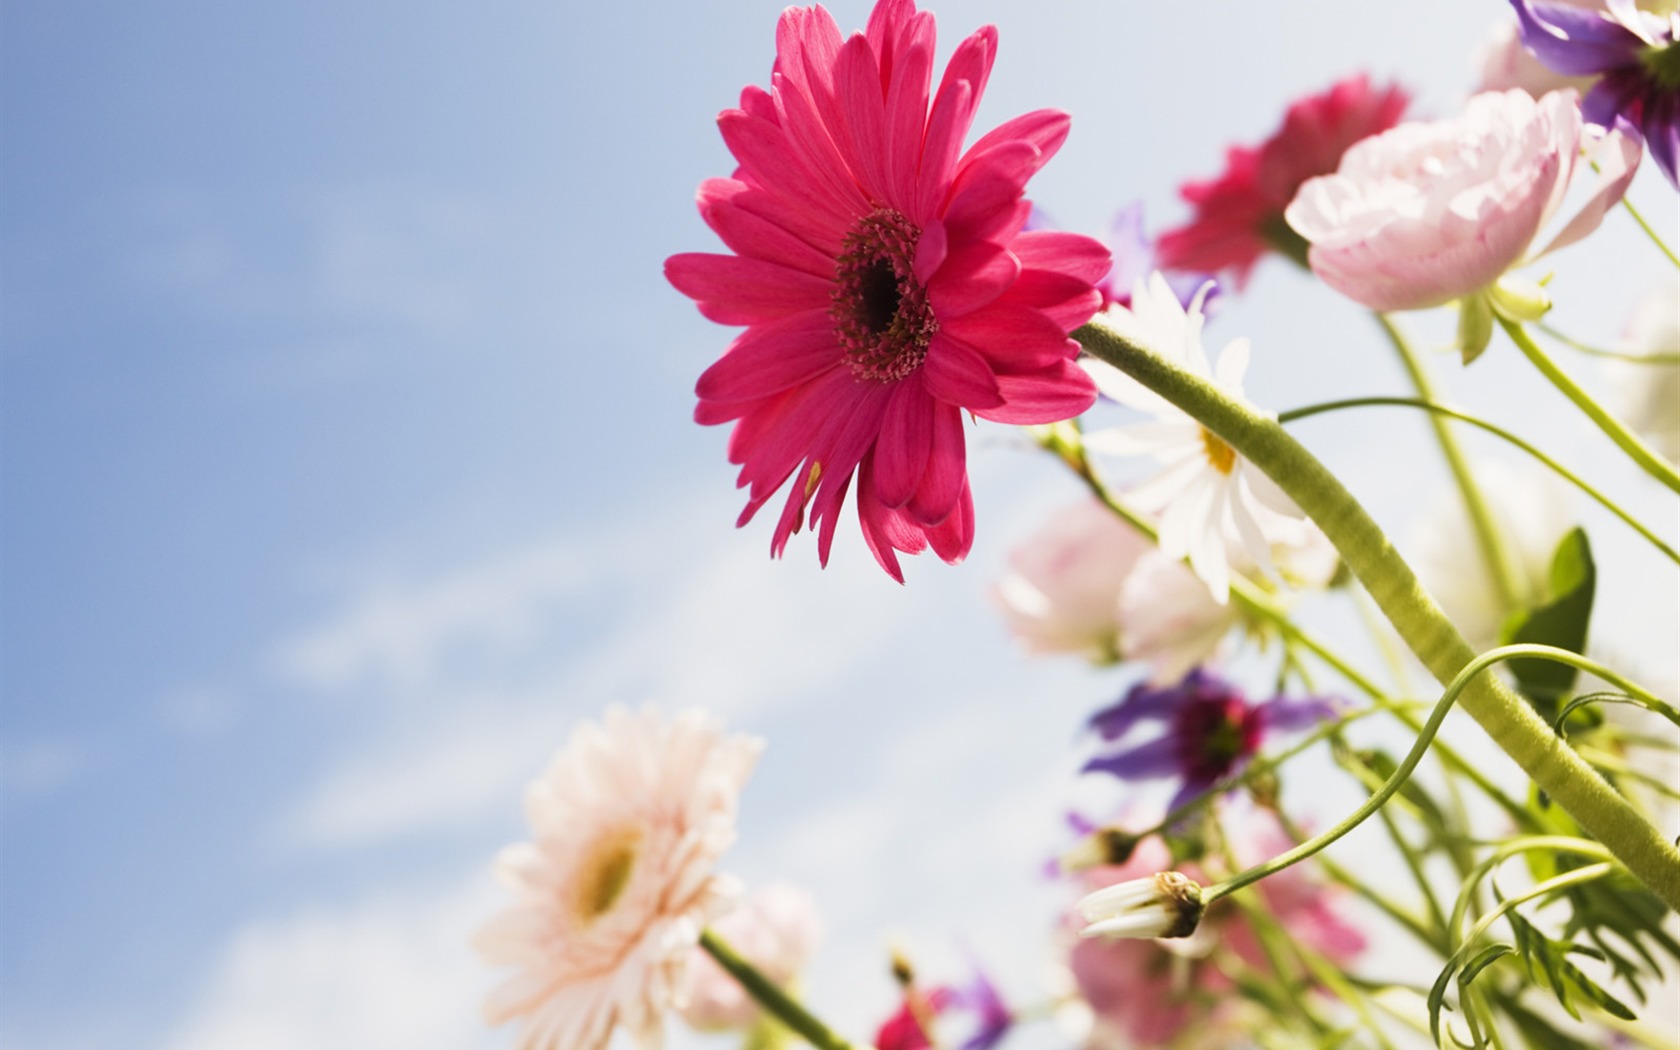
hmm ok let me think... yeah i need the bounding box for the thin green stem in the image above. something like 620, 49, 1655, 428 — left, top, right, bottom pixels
1378, 313, 1524, 609
1620, 194, 1680, 269
1446, 836, 1613, 948
1501, 316, 1680, 494
1279, 395, 1680, 566
1203, 644, 1658, 906
1277, 808, 1446, 954
1076, 313, 1680, 908
700, 931, 856, 1050
1537, 321, 1680, 365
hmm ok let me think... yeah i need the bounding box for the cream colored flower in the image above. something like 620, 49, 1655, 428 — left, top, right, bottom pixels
1604, 280, 1680, 465
1075, 872, 1205, 940
475, 707, 763, 1050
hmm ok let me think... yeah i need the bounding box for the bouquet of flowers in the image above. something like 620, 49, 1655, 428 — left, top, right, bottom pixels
477, 1, 1680, 1047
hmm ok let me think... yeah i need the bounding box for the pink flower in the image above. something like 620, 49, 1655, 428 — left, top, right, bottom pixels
1066, 812, 1365, 1048
1284, 89, 1641, 321
992, 498, 1154, 663
666, 0, 1108, 581
474, 708, 763, 1050
991, 497, 1237, 676
678, 884, 822, 1031
1154, 74, 1410, 286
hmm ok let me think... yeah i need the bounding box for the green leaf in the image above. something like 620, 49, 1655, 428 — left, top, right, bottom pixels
1507, 909, 1638, 1022
1500, 528, 1596, 723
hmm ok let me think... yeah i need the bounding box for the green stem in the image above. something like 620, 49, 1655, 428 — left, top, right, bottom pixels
1537, 321, 1680, 365
1378, 313, 1524, 610
1501, 317, 1680, 494
1203, 644, 1665, 906
700, 931, 856, 1050
1277, 808, 1446, 954
1621, 195, 1680, 270
1075, 314, 1680, 908
1279, 395, 1680, 566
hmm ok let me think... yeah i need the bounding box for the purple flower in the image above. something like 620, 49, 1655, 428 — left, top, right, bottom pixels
1510, 0, 1680, 186
948, 964, 1013, 1050
1082, 668, 1340, 812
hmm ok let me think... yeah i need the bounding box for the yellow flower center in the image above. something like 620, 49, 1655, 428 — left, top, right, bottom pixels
573, 825, 640, 923
1200, 427, 1236, 475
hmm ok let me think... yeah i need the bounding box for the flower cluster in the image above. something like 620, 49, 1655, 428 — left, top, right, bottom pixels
474, 2, 1680, 1050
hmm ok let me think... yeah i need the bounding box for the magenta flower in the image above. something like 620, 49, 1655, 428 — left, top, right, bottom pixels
1154, 74, 1410, 287
667, 0, 1108, 581
1082, 669, 1341, 813
1510, 0, 1680, 186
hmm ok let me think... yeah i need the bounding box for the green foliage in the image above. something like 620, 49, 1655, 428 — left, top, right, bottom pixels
1499, 528, 1596, 725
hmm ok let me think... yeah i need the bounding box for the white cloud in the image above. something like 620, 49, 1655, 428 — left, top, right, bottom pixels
271, 486, 933, 848
160, 874, 502, 1050
272, 538, 599, 694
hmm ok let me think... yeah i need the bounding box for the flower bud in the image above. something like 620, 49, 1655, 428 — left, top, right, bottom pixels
1075, 872, 1206, 940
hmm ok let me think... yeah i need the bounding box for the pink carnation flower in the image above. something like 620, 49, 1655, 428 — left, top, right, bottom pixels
1154, 74, 1410, 286
991, 497, 1237, 676
667, 0, 1108, 581
474, 708, 763, 1050
1284, 89, 1641, 322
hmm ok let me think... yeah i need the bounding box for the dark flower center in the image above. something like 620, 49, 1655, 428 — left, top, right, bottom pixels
1643, 38, 1680, 91
832, 209, 937, 382
1174, 694, 1262, 784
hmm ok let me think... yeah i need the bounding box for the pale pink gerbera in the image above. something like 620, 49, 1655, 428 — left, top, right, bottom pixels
474, 708, 763, 1050
666, 0, 1109, 581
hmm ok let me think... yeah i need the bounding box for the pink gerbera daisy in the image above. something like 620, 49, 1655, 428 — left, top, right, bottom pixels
666, 0, 1109, 581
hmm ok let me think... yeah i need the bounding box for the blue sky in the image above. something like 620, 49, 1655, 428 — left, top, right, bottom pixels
3, 1, 1676, 1048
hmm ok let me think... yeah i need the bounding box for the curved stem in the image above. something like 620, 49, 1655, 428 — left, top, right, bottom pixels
1501, 317, 1680, 494
1279, 395, 1680, 566
1620, 195, 1680, 270
1377, 313, 1523, 610
1537, 321, 1680, 365
700, 930, 856, 1050
1075, 314, 1680, 908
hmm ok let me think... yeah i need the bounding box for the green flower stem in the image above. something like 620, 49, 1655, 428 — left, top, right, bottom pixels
1377, 313, 1524, 611
1538, 321, 1680, 365
1199, 643, 1674, 908
1501, 316, 1680, 494
1279, 395, 1680, 566
1621, 195, 1680, 269
1276, 809, 1447, 954
700, 930, 856, 1050
1445, 836, 1612, 946
1074, 314, 1680, 909
1054, 435, 1536, 827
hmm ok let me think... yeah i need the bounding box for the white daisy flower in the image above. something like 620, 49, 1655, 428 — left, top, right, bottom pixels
1083, 273, 1306, 602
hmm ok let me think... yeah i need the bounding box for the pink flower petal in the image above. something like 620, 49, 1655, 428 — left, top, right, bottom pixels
921, 334, 1005, 408
927, 238, 1021, 316
907, 403, 966, 526
979, 359, 1097, 424
695, 312, 841, 405
666, 252, 832, 325
873, 378, 935, 509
